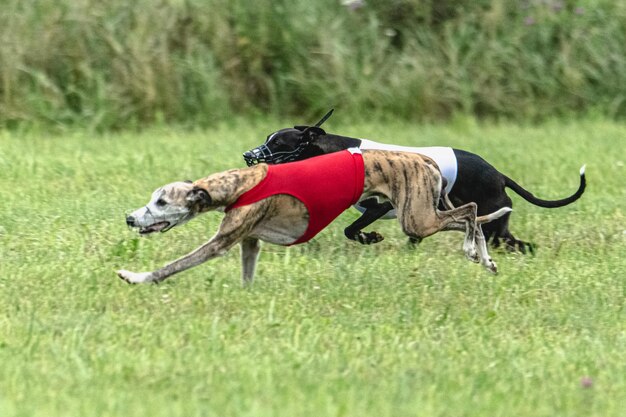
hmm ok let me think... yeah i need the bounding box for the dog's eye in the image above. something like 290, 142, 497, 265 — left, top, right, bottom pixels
156, 199, 167, 207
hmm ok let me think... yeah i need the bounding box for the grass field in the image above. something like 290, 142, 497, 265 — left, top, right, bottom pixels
0, 118, 624, 417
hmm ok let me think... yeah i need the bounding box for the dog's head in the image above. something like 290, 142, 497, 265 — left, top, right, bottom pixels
242, 126, 326, 166
125, 181, 212, 235
243, 109, 334, 166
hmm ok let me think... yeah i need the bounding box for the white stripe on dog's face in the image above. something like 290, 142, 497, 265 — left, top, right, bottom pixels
128, 182, 196, 233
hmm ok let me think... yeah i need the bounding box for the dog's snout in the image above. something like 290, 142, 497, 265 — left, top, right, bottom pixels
243, 150, 259, 166
126, 215, 136, 227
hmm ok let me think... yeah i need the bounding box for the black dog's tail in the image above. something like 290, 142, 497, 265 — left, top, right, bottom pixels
504, 165, 586, 208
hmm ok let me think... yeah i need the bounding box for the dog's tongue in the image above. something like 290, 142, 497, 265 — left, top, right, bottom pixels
139, 222, 170, 234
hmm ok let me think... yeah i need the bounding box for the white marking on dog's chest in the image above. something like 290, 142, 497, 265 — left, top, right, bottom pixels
250, 217, 307, 246
359, 139, 458, 193
251, 227, 300, 245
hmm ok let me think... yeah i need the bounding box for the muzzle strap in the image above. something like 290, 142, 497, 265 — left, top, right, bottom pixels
243, 141, 310, 166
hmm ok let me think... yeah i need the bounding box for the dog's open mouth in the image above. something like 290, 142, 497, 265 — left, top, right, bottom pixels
138, 222, 171, 235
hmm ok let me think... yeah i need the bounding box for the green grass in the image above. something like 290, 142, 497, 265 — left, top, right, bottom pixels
0, 118, 625, 416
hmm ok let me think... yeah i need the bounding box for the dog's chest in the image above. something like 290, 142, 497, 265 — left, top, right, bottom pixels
249, 217, 308, 245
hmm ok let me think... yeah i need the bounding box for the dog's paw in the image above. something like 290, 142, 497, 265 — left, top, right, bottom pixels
462, 239, 480, 263
483, 259, 498, 274
357, 231, 384, 245
116, 270, 154, 284
500, 238, 536, 255
464, 248, 479, 263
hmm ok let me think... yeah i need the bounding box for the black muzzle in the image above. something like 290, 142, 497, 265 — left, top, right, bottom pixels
243, 142, 309, 166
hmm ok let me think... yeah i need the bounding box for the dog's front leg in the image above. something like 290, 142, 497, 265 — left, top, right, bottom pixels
344, 200, 393, 244
118, 206, 259, 284
117, 234, 238, 284
240, 238, 261, 285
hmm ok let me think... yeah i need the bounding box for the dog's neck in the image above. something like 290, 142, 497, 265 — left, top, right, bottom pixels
193, 165, 268, 210
299, 134, 361, 159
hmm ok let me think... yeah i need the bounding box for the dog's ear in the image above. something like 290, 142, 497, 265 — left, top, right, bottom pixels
303, 126, 326, 139
314, 108, 334, 127
186, 187, 212, 208
294, 108, 333, 133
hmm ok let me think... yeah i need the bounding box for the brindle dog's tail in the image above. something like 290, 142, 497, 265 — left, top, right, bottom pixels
504, 165, 586, 208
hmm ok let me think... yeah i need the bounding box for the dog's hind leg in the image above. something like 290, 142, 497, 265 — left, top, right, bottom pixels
455, 208, 512, 273
241, 238, 261, 284
473, 225, 498, 273
416, 191, 454, 249
447, 206, 510, 273
441, 204, 480, 263
344, 200, 394, 244
408, 189, 453, 247
486, 213, 535, 254
411, 188, 453, 247
399, 201, 503, 273
478, 195, 534, 254
397, 202, 480, 262
499, 228, 535, 254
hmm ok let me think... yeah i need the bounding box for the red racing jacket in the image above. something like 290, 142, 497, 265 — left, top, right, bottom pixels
226, 149, 365, 245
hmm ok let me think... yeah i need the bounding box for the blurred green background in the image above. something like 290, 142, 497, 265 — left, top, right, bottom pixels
2, 0, 625, 131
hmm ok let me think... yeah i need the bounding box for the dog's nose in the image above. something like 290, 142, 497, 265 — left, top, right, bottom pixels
126, 216, 136, 227
243, 151, 258, 166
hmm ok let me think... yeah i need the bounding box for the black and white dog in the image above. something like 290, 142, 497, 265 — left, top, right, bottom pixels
243, 110, 586, 253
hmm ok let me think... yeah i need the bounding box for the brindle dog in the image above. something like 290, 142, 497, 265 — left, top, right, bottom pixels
117, 150, 511, 285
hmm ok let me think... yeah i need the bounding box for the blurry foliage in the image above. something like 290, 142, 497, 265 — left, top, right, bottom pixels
0, 0, 625, 131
